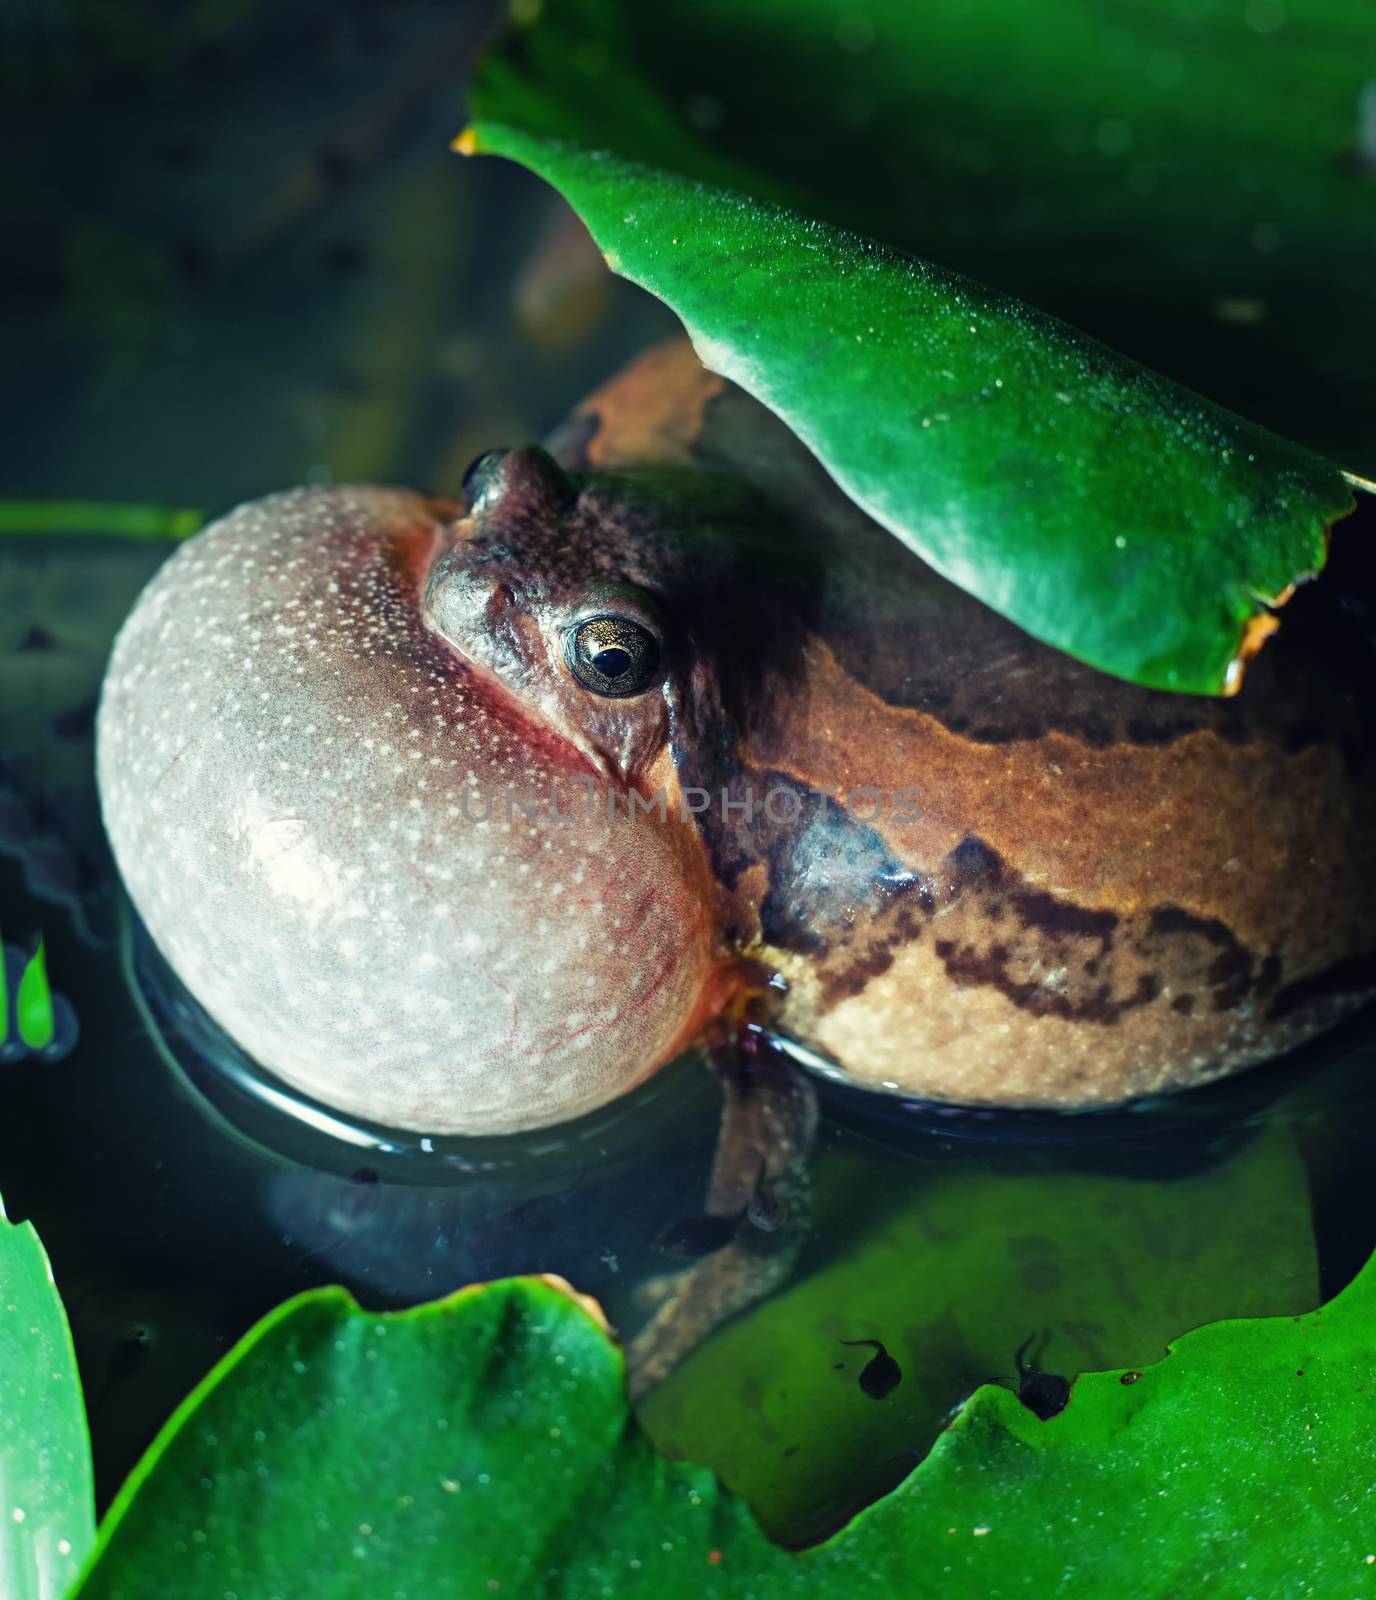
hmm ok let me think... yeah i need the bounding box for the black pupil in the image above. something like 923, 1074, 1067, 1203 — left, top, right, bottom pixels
591, 646, 632, 677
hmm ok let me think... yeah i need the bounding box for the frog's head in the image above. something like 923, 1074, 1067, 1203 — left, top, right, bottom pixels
97, 465, 727, 1139
423, 447, 675, 786
423, 444, 816, 791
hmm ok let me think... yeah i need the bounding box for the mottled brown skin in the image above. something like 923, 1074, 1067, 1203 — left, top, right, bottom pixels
544, 341, 1376, 1112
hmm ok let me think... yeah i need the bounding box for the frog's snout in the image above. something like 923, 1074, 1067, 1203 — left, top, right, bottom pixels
460, 443, 576, 521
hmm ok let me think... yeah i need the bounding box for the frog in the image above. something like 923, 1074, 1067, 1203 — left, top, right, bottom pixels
96, 339, 1376, 1386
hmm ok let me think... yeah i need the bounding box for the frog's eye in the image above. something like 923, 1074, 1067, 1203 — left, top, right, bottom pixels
565, 615, 662, 698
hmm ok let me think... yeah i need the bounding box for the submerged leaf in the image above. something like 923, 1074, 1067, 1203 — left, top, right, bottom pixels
640, 1123, 1318, 1542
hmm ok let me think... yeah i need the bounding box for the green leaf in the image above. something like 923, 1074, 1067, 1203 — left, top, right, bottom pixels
463, 0, 1363, 693
469, 0, 1376, 472
72, 1277, 786, 1599
16, 939, 54, 1053
0, 1197, 95, 1600
73, 1253, 1376, 1598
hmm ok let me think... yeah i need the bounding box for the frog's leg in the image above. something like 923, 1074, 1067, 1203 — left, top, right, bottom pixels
625, 1035, 818, 1400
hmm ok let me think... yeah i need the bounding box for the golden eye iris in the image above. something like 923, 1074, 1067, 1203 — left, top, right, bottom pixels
566, 616, 661, 698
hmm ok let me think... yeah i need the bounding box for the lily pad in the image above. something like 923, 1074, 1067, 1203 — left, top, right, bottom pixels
463, 0, 1364, 694
0, 1197, 95, 1600
73, 1247, 1376, 1597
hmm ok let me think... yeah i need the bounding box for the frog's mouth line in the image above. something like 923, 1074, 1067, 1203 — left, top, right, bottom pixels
422, 602, 628, 788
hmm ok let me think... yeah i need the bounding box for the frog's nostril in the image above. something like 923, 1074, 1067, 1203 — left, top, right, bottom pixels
460, 449, 509, 514
463, 445, 575, 520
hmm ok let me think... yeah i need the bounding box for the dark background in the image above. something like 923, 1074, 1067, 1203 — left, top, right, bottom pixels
2, 0, 677, 513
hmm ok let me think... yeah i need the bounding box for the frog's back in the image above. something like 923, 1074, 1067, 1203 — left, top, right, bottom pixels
552, 342, 1376, 1109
